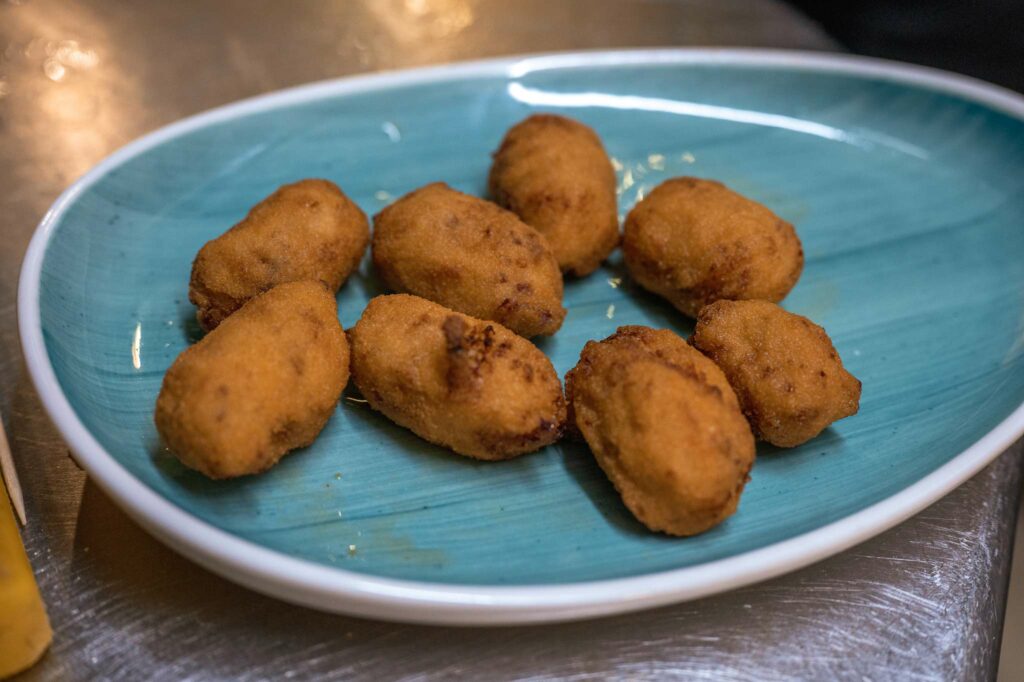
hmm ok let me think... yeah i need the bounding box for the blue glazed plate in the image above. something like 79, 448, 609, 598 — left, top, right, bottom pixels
19, 50, 1024, 624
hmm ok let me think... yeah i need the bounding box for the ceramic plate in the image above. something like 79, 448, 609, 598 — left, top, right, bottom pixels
19, 50, 1024, 624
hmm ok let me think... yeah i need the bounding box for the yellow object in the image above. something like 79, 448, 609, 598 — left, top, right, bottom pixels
0, 483, 51, 678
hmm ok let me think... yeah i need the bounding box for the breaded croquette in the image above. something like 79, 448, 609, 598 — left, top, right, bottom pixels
372, 183, 566, 338
623, 177, 803, 317
155, 281, 349, 478
489, 114, 619, 277
348, 294, 566, 460
190, 179, 369, 330
565, 325, 739, 435
691, 300, 861, 447
565, 326, 755, 536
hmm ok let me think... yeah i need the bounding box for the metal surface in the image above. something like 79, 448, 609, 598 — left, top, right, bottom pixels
1, 0, 1020, 679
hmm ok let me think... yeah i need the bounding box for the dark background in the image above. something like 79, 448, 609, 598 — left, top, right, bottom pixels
786, 0, 1024, 92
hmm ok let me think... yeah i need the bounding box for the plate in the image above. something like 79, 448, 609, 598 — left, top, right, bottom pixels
19, 49, 1024, 625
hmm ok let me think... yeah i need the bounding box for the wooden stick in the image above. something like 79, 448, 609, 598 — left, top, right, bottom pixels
0, 414, 26, 526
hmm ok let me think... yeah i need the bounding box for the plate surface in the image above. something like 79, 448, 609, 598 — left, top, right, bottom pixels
19, 50, 1024, 624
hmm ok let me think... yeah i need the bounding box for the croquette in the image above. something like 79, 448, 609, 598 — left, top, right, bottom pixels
565, 325, 739, 434
190, 179, 369, 330
348, 294, 566, 460
155, 281, 349, 478
623, 177, 803, 317
565, 326, 755, 536
489, 114, 619, 277
372, 183, 566, 337
691, 299, 861, 447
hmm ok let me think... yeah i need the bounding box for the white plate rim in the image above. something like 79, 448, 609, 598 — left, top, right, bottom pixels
17, 48, 1024, 625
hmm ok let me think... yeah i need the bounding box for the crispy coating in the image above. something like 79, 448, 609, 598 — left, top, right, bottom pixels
565, 325, 738, 434
372, 183, 566, 337
565, 327, 755, 536
155, 281, 349, 479
190, 179, 369, 330
623, 177, 803, 317
489, 114, 619, 277
348, 294, 566, 460
691, 300, 861, 447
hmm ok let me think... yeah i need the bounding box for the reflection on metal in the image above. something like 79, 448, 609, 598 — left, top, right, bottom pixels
365, 0, 475, 44
40, 40, 98, 82
50, 40, 98, 70
42, 58, 65, 81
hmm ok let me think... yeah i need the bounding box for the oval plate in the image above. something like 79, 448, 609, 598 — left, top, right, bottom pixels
19, 50, 1024, 625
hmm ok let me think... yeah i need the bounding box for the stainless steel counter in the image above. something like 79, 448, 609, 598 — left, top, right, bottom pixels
2, 1, 1020, 679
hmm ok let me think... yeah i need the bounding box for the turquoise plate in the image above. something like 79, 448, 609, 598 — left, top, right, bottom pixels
19, 50, 1024, 624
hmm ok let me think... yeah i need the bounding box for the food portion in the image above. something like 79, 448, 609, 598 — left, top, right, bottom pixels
372, 182, 566, 338
488, 113, 619, 277
348, 294, 566, 460
691, 300, 861, 447
565, 326, 755, 536
155, 281, 349, 478
148, 109, 866, 546
565, 325, 738, 434
581, 325, 738, 408
190, 178, 369, 330
623, 177, 803, 317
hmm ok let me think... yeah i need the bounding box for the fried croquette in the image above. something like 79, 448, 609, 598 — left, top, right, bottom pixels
155, 281, 349, 479
623, 177, 803, 317
348, 294, 566, 460
372, 182, 566, 338
565, 328, 755, 536
565, 325, 739, 435
586, 325, 738, 406
691, 300, 861, 447
489, 114, 619, 277
190, 179, 369, 330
